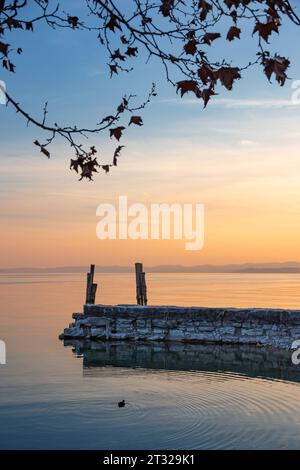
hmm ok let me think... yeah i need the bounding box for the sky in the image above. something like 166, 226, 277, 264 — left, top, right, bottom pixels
1, 1, 300, 268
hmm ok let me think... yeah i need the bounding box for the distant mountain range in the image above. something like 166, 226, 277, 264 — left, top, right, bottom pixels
2, 263, 300, 273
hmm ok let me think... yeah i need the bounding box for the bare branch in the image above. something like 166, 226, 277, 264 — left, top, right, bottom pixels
0, 0, 299, 180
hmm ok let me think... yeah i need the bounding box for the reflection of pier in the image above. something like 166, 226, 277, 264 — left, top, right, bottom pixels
63, 340, 300, 383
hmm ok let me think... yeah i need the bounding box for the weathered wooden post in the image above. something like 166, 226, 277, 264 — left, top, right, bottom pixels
135, 262, 147, 305
90, 282, 97, 304
85, 264, 98, 304
135, 263, 143, 305
140, 271, 148, 306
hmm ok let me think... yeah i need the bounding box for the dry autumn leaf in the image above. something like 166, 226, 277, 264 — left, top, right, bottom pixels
197, 64, 217, 85
34, 140, 50, 158
176, 80, 202, 98
202, 88, 217, 108
217, 67, 241, 90
106, 16, 122, 32
198, 0, 212, 21
184, 39, 198, 55
129, 116, 143, 126
0, 41, 9, 56
125, 47, 138, 57
202, 32, 221, 45
253, 19, 280, 43
227, 26, 241, 41
111, 49, 126, 61
68, 16, 79, 29
109, 64, 118, 77
159, 0, 174, 17
110, 126, 125, 141
113, 145, 125, 166
263, 55, 290, 86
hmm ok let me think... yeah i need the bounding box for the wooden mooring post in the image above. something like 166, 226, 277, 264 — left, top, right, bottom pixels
84, 263, 146, 306
86, 264, 98, 304
135, 262, 147, 306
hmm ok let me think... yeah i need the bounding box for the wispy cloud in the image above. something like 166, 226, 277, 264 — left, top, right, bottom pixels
239, 139, 257, 147
156, 97, 300, 109
212, 98, 298, 109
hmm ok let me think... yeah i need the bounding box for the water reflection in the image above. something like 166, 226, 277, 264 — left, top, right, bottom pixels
63, 340, 300, 384
2, 271, 300, 450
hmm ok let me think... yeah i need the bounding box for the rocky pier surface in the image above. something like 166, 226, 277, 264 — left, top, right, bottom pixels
59, 304, 300, 350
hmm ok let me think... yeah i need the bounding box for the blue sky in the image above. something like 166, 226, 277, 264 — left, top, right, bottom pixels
1, 2, 300, 141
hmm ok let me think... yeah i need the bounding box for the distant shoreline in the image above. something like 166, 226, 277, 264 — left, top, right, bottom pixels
2, 263, 300, 274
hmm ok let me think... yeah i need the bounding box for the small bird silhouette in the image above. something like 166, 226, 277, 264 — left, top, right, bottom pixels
118, 400, 125, 408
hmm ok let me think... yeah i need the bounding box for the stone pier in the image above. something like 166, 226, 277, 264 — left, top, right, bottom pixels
59, 304, 300, 350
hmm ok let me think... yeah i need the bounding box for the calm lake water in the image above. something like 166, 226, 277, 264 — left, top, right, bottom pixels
1, 272, 300, 450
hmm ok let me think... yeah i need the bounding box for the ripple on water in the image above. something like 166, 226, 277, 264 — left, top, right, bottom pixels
64, 366, 300, 449
83, 368, 300, 450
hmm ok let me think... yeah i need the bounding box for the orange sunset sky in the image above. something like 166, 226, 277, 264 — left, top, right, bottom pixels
1, 109, 300, 268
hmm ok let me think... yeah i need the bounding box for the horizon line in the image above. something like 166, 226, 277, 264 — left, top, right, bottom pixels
2, 261, 300, 273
